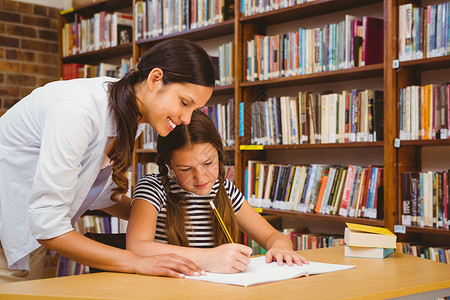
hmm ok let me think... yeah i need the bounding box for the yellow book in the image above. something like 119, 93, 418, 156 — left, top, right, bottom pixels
344, 223, 397, 249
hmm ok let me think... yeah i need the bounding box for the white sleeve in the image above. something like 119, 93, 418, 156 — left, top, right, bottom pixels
28, 101, 94, 240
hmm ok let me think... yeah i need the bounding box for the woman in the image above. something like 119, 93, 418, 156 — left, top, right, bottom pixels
0, 39, 215, 283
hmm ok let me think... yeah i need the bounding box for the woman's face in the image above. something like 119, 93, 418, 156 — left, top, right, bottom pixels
138, 77, 213, 137
169, 143, 219, 196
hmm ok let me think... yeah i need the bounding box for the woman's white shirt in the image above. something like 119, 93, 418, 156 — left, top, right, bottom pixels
0, 77, 143, 270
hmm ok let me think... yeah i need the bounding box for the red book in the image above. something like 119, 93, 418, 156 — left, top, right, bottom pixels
314, 176, 328, 213
361, 16, 384, 66
339, 165, 359, 217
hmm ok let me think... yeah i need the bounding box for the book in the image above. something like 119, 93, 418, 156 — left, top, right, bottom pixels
344, 222, 397, 249
344, 245, 395, 259
185, 256, 355, 287
361, 16, 384, 66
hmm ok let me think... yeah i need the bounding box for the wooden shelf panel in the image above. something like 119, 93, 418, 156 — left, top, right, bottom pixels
61, 44, 133, 65
240, 64, 383, 88
212, 84, 234, 96
399, 139, 450, 147
240, 141, 384, 150
136, 19, 235, 52
260, 208, 384, 226
404, 225, 450, 237
399, 55, 450, 71
239, 0, 382, 25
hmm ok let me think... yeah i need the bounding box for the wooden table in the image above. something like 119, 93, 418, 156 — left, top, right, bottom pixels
0, 246, 449, 299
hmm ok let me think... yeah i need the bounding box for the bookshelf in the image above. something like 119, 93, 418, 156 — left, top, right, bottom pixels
58, 0, 134, 79
234, 0, 387, 230
392, 0, 450, 249
56, 0, 450, 266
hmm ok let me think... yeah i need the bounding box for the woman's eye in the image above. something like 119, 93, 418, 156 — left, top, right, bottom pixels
204, 161, 212, 166
180, 168, 190, 172
180, 99, 188, 107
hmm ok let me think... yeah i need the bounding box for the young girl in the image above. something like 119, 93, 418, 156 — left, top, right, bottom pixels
127, 110, 308, 273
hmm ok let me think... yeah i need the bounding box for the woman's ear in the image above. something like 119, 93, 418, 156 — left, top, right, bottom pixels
146, 68, 164, 92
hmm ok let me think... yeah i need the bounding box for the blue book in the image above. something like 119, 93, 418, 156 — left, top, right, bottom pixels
239, 102, 244, 137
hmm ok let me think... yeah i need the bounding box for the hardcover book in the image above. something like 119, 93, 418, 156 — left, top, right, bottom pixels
344, 245, 394, 259
344, 222, 397, 249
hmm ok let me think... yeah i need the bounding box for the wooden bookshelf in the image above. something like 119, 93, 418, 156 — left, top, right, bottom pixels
61, 43, 133, 65
387, 0, 450, 244
240, 64, 384, 88
260, 208, 384, 226
239, 0, 382, 24
135, 19, 235, 53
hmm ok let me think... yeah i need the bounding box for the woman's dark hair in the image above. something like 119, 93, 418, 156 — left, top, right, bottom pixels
108, 39, 216, 201
156, 110, 239, 246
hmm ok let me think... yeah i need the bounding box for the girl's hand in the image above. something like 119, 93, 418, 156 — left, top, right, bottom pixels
201, 243, 252, 273
265, 248, 309, 266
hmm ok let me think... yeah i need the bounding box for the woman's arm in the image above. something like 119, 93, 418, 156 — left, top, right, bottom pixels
38, 230, 202, 278
235, 200, 308, 265
126, 199, 252, 273
102, 195, 132, 220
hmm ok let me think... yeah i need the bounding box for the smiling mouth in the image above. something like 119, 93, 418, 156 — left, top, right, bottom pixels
167, 117, 177, 129
194, 182, 208, 189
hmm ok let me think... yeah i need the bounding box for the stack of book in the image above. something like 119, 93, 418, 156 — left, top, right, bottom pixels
344, 223, 397, 259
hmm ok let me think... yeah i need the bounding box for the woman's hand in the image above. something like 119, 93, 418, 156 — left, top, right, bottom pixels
265, 247, 309, 266
135, 253, 205, 278
201, 243, 252, 273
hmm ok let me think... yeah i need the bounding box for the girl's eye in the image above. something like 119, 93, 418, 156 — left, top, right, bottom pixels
180, 99, 188, 107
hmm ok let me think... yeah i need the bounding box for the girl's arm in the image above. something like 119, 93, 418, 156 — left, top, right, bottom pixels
38, 230, 202, 278
235, 200, 309, 265
127, 199, 252, 273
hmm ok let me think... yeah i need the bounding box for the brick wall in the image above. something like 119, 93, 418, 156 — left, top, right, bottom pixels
0, 0, 59, 111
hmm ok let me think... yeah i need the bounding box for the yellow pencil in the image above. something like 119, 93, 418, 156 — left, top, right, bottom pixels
209, 201, 234, 243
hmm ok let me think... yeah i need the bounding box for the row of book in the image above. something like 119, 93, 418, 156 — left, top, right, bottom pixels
241, 0, 315, 17
134, 0, 233, 40
217, 42, 235, 86
399, 83, 450, 141
244, 230, 344, 255
200, 98, 235, 147
246, 162, 384, 219
249, 89, 383, 146
62, 58, 133, 80
397, 242, 450, 264
246, 15, 383, 81
74, 214, 129, 236
57, 214, 129, 277
61, 11, 133, 57
401, 171, 450, 229
399, 2, 450, 62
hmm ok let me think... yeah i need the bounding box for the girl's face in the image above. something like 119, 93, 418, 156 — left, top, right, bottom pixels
137, 74, 213, 137
169, 143, 219, 196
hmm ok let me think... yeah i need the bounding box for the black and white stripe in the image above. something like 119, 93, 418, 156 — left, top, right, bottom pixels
132, 174, 244, 247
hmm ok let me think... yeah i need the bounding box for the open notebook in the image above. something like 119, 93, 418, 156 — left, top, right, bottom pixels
185, 256, 356, 287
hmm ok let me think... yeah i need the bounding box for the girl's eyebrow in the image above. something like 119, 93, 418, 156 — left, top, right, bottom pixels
175, 156, 213, 168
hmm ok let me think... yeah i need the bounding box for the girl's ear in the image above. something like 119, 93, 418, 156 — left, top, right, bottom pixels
146, 68, 164, 92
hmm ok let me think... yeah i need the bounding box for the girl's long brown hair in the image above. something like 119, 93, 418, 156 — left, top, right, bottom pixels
107, 39, 215, 201
156, 110, 239, 246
